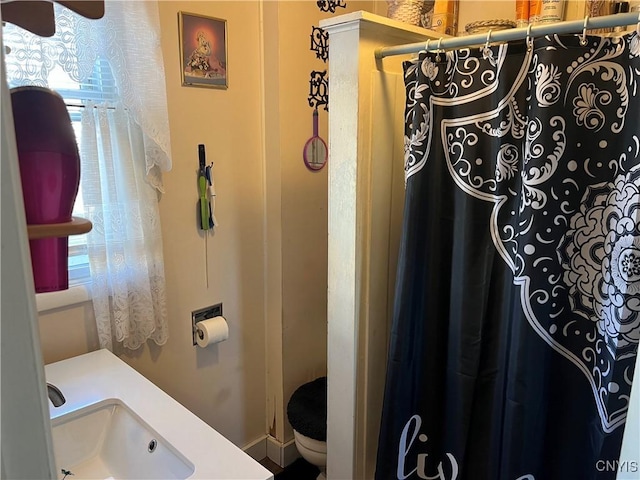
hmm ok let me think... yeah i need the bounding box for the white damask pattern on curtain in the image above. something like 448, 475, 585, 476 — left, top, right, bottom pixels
2, 1, 171, 350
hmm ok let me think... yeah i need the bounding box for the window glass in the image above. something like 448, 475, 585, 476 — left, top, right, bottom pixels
5, 49, 118, 286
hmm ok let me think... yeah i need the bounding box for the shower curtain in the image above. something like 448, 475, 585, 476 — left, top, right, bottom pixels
376, 33, 640, 480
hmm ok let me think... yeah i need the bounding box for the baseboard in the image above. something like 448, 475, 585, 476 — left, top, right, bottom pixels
282, 437, 300, 467
243, 435, 268, 462
267, 435, 300, 468
243, 434, 298, 467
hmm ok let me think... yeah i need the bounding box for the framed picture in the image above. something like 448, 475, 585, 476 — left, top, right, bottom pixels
178, 12, 228, 89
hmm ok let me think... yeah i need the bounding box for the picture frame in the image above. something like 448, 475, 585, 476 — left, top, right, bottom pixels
178, 11, 228, 89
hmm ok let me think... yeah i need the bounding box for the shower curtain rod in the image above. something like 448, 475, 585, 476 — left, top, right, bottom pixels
375, 11, 640, 59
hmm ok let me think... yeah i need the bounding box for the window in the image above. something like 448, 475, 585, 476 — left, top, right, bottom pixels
3, 1, 171, 349
61, 58, 119, 285
5, 48, 118, 286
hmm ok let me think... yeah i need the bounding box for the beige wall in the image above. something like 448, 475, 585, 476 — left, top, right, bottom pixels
39, 0, 268, 449
263, 0, 377, 445
38, 302, 98, 364
122, 0, 267, 448
36, 0, 379, 452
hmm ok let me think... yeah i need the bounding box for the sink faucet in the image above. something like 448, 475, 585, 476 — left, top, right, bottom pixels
46, 383, 65, 407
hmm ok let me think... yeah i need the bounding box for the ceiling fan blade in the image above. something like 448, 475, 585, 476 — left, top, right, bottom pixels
54, 1, 104, 19
1, 0, 104, 37
1, 1, 55, 37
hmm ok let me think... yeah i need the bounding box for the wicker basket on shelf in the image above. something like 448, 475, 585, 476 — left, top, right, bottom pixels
386, 0, 426, 27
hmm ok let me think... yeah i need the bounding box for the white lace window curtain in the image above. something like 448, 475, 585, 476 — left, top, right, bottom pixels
81, 103, 168, 349
3, 1, 171, 350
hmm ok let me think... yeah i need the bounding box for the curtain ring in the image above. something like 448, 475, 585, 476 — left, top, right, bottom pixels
435, 37, 444, 62
526, 23, 534, 52
580, 15, 589, 46
482, 29, 493, 58
419, 39, 430, 55
485, 29, 493, 51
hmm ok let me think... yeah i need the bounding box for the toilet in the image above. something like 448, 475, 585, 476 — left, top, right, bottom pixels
287, 376, 327, 480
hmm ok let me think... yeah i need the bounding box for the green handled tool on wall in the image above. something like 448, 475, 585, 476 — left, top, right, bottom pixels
198, 144, 212, 230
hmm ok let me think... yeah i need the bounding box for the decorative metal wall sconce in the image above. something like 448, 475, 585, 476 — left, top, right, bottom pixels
310, 26, 329, 63
316, 0, 347, 13
308, 70, 329, 111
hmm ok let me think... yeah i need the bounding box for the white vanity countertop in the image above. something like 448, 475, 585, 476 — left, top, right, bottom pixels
45, 349, 274, 480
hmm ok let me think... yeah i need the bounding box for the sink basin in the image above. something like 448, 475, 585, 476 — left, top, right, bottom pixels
51, 398, 195, 480
46, 350, 272, 479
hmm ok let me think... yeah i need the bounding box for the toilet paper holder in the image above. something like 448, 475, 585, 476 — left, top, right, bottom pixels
192, 303, 223, 346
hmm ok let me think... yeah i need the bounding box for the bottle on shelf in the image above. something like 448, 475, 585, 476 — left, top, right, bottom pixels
516, 0, 530, 28
530, 0, 566, 25
431, 0, 459, 36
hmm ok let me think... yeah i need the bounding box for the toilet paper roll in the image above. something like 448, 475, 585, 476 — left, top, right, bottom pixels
196, 316, 229, 348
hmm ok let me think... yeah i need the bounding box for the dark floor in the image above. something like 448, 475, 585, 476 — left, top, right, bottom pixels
274, 458, 319, 480
260, 457, 319, 480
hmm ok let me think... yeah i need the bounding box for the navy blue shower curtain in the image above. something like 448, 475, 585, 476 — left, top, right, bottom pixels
376, 33, 640, 480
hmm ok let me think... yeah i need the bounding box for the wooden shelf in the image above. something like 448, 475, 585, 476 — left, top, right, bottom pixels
27, 216, 92, 240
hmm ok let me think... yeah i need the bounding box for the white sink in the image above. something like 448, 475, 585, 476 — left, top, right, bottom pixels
45, 350, 273, 480
52, 399, 194, 480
